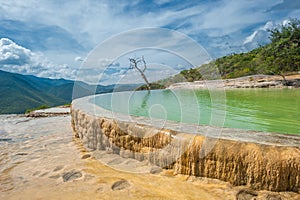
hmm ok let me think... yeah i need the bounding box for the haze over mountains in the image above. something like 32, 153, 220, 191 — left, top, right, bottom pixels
0, 70, 140, 114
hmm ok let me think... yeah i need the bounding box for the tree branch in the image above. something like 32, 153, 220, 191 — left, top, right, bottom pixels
129, 56, 151, 91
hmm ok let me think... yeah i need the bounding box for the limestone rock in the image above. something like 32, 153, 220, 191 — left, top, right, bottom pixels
150, 166, 163, 174
62, 170, 82, 182
111, 179, 131, 191
236, 189, 257, 200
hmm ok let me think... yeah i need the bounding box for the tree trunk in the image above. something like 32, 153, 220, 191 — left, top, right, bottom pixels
280, 73, 288, 86
129, 57, 151, 91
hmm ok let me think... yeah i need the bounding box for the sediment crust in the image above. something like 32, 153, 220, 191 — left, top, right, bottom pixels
25, 107, 70, 117
71, 95, 300, 192
168, 74, 300, 89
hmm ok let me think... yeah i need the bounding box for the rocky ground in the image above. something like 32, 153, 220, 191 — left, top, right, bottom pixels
1, 108, 299, 199
168, 74, 300, 89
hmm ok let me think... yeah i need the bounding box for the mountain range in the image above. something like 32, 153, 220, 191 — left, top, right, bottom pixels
0, 70, 140, 114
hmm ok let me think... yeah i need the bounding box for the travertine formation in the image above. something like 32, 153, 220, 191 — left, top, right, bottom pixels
168, 74, 300, 89
71, 96, 300, 192
174, 136, 300, 192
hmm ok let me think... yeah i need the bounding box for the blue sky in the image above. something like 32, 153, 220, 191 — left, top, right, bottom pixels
0, 0, 299, 84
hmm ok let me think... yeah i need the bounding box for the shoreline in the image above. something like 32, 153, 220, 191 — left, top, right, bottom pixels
168, 74, 300, 89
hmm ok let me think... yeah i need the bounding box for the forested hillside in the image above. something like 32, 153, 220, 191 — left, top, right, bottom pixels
0, 70, 69, 113
216, 18, 300, 79
0, 70, 143, 114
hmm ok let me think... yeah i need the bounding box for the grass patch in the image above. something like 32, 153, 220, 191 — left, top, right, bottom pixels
25, 105, 50, 113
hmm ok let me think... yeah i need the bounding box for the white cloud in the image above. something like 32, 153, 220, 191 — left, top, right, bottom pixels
0, 1, 296, 51
243, 21, 277, 50
244, 31, 259, 44
263, 21, 275, 30
0, 0, 296, 47
199, 0, 282, 36
0, 0, 299, 82
74, 28, 212, 85
242, 17, 298, 51
75, 56, 83, 62
282, 19, 290, 26
0, 38, 78, 79
0, 38, 31, 65
0, 1, 242, 46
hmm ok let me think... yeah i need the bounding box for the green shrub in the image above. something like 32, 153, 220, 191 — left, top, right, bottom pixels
25, 105, 50, 113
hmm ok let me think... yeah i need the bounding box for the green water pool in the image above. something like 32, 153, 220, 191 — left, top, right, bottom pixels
94, 89, 300, 135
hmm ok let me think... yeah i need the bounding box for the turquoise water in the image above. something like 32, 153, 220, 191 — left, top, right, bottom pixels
94, 89, 300, 134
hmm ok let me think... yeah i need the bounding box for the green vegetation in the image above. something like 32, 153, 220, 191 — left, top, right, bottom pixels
25, 105, 50, 113
137, 83, 165, 90
63, 103, 71, 107
144, 18, 300, 89
217, 18, 300, 80
137, 69, 202, 90
180, 68, 202, 82
0, 70, 69, 114
0, 70, 134, 114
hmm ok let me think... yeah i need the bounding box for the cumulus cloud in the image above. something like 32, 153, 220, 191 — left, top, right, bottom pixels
75, 56, 83, 62
242, 20, 290, 51
0, 38, 78, 79
0, 38, 32, 65
0, 0, 299, 84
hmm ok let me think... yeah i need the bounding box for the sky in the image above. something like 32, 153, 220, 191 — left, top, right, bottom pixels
0, 0, 299, 84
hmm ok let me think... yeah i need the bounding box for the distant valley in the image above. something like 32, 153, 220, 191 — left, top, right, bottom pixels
0, 70, 140, 114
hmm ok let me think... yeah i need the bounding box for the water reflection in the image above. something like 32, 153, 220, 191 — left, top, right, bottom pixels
140, 91, 150, 109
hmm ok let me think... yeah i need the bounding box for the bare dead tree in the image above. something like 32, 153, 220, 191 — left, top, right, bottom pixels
129, 56, 151, 91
